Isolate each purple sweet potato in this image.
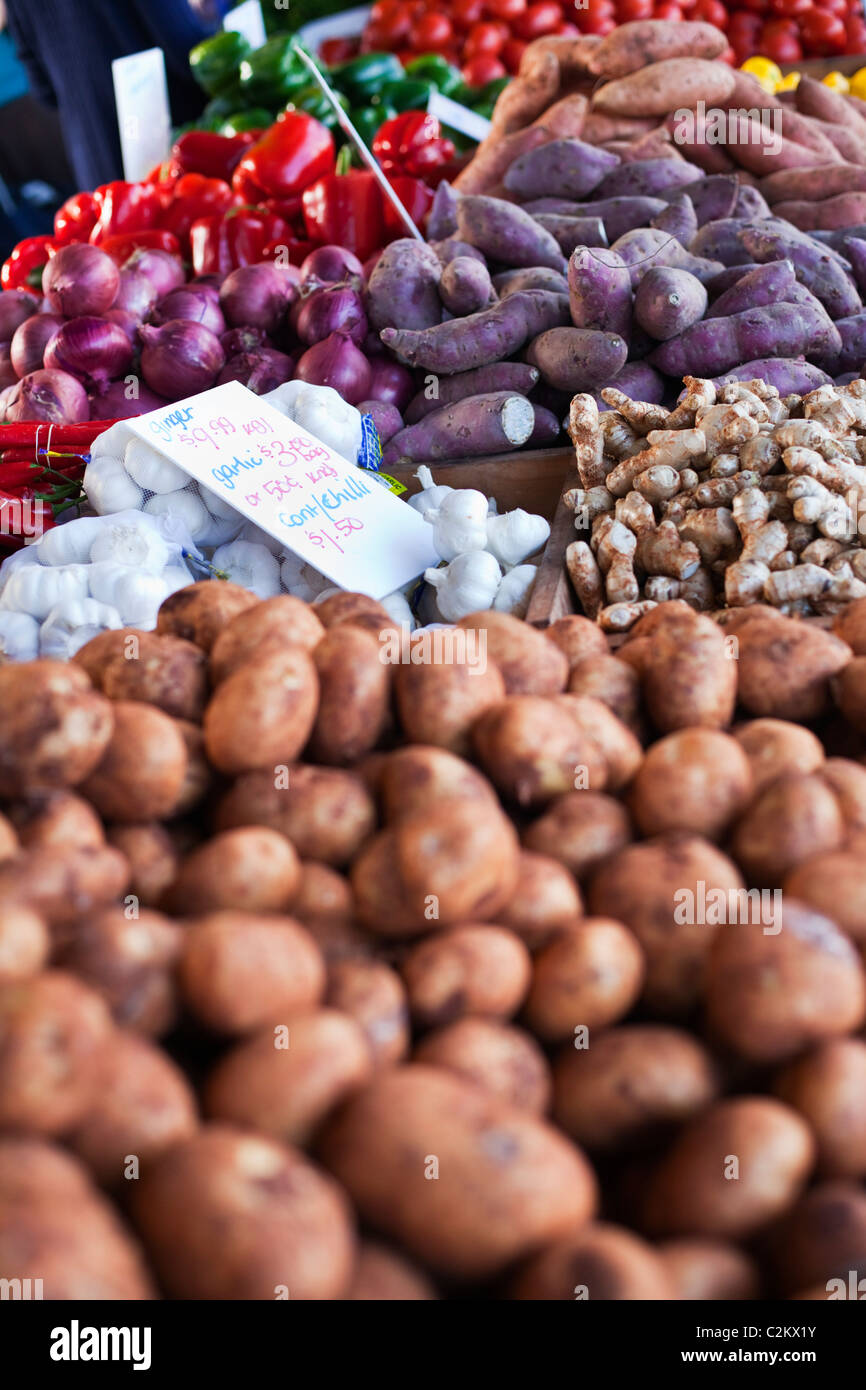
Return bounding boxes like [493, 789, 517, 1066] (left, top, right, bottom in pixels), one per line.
[706, 264, 762, 299]
[634, 266, 708, 341]
[526, 326, 628, 392]
[689, 218, 755, 267]
[521, 198, 586, 214]
[593, 361, 665, 408]
[663, 176, 739, 226]
[843, 237, 866, 297]
[381, 290, 570, 373]
[381, 391, 536, 466]
[439, 257, 496, 317]
[430, 239, 486, 268]
[777, 281, 842, 364]
[568, 246, 632, 337]
[575, 197, 667, 243]
[650, 196, 698, 248]
[611, 227, 723, 286]
[811, 225, 866, 254]
[527, 404, 561, 447]
[830, 313, 866, 373]
[706, 260, 797, 319]
[403, 362, 540, 425]
[739, 224, 862, 319]
[366, 239, 442, 333]
[711, 358, 833, 393]
[427, 182, 459, 241]
[494, 267, 569, 298]
[595, 157, 704, 201]
[649, 301, 837, 378]
[733, 185, 771, 219]
[503, 140, 620, 201]
[534, 215, 608, 255]
[358, 401, 403, 445]
[456, 196, 566, 272]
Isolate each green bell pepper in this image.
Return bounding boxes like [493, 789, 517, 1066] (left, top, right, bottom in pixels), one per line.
[219, 109, 275, 136]
[403, 55, 463, 96]
[329, 52, 404, 103]
[189, 31, 251, 97]
[285, 83, 349, 132]
[239, 35, 310, 106]
[348, 101, 398, 152]
[200, 93, 245, 130]
[379, 77, 436, 112]
[471, 76, 510, 110]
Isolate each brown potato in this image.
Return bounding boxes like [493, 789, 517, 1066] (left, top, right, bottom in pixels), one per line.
[0, 971, 113, 1134]
[658, 1240, 760, 1300]
[56, 906, 183, 1037]
[833, 655, 866, 734]
[498, 849, 583, 949]
[131, 1125, 355, 1299]
[560, 694, 643, 790]
[163, 826, 301, 915]
[553, 1024, 718, 1151]
[773, 1039, 866, 1179]
[156, 580, 257, 651]
[523, 791, 632, 880]
[216, 764, 376, 867]
[642, 1097, 815, 1239]
[326, 959, 410, 1066]
[0, 1137, 155, 1298]
[7, 789, 104, 850]
[472, 696, 607, 806]
[732, 718, 824, 795]
[309, 625, 391, 766]
[344, 1242, 437, 1300]
[0, 812, 17, 860]
[567, 654, 642, 729]
[628, 729, 752, 840]
[209, 594, 325, 683]
[315, 591, 393, 635]
[414, 1018, 551, 1113]
[394, 647, 506, 755]
[0, 843, 129, 929]
[624, 606, 736, 732]
[401, 924, 532, 1027]
[98, 631, 208, 721]
[171, 719, 213, 816]
[762, 1182, 866, 1296]
[79, 700, 188, 822]
[706, 900, 866, 1064]
[203, 645, 319, 775]
[546, 614, 609, 670]
[524, 918, 644, 1043]
[457, 610, 569, 695]
[106, 823, 179, 908]
[67, 1030, 198, 1186]
[0, 660, 113, 794]
[784, 850, 866, 944]
[293, 863, 374, 964]
[318, 1065, 597, 1279]
[178, 911, 325, 1034]
[376, 744, 498, 822]
[821, 757, 866, 836]
[731, 772, 845, 886]
[73, 626, 145, 683]
[588, 835, 744, 1013]
[204, 1009, 373, 1145]
[832, 595, 866, 654]
[351, 796, 520, 936]
[0, 903, 49, 983]
[735, 613, 851, 722]
[510, 1223, 676, 1300]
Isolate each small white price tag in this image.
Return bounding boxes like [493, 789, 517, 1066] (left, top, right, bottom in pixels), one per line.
[125, 381, 439, 599]
[223, 0, 267, 49]
[297, 5, 372, 48]
[428, 92, 492, 142]
[112, 49, 172, 183]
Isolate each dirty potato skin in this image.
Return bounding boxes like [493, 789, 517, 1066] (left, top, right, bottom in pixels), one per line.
[545, 614, 609, 670]
[394, 651, 506, 756]
[0, 660, 114, 795]
[131, 1125, 355, 1299]
[401, 924, 532, 1028]
[79, 701, 188, 823]
[0, 903, 50, 983]
[163, 826, 301, 915]
[309, 626, 392, 766]
[783, 850, 866, 944]
[96, 632, 209, 722]
[761, 1181, 866, 1296]
[498, 848, 583, 949]
[622, 605, 736, 732]
[203, 646, 319, 776]
[523, 791, 633, 880]
[155, 581, 258, 651]
[376, 745, 499, 821]
[510, 1223, 677, 1300]
[731, 718, 824, 795]
[472, 695, 608, 806]
[326, 959, 410, 1066]
[458, 610, 569, 695]
[414, 1017, 552, 1113]
[318, 1065, 597, 1280]
[209, 595, 325, 684]
[344, 1241, 437, 1300]
[106, 823, 179, 908]
[657, 1239, 761, 1300]
[215, 765, 376, 868]
[774, 1038, 866, 1179]
[314, 591, 393, 635]
[0, 842, 129, 930]
[7, 789, 105, 850]
[735, 614, 852, 722]
[731, 772, 845, 886]
[628, 729, 752, 840]
[524, 918, 645, 1042]
[56, 906, 183, 1037]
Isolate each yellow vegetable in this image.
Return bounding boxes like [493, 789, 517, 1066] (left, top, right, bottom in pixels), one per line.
[850, 66, 866, 101]
[740, 56, 782, 95]
[822, 71, 850, 94]
[776, 72, 801, 93]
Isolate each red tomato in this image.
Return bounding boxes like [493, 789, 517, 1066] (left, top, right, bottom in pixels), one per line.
[845, 25, 866, 52]
[555, 20, 582, 33]
[585, 0, 616, 15]
[319, 37, 359, 64]
[727, 6, 762, 27]
[485, 0, 527, 16]
[653, 1, 684, 17]
[502, 37, 528, 70]
[799, 7, 848, 49]
[692, 0, 729, 26]
[816, 0, 848, 14]
[451, 0, 484, 25]
[735, 0, 769, 11]
[461, 54, 508, 83]
[769, 0, 812, 13]
[761, 14, 798, 32]
[514, 2, 564, 39]
[761, 20, 805, 58]
[718, 43, 737, 61]
[616, 0, 655, 18]
[465, 18, 509, 54]
[411, 12, 454, 46]
[580, 12, 617, 29]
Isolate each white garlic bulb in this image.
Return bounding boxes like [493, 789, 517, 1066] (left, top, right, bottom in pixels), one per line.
[485, 509, 550, 569]
[429, 489, 490, 562]
[493, 563, 537, 616]
[123, 438, 189, 494]
[0, 611, 40, 661]
[407, 465, 454, 520]
[39, 598, 123, 660]
[424, 551, 502, 622]
[89, 521, 170, 574]
[211, 540, 281, 598]
[84, 455, 144, 514]
[36, 516, 105, 566]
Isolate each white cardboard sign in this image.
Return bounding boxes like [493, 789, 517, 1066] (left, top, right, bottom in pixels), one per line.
[124, 381, 439, 600]
[112, 49, 172, 183]
[223, 1, 267, 49]
[428, 92, 492, 142]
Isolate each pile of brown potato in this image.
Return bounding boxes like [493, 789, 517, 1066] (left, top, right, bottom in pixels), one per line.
[1, 585, 866, 1300]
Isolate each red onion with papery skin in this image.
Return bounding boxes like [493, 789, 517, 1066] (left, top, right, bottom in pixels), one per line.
[42, 244, 119, 317]
[366, 356, 415, 411]
[0, 290, 39, 340]
[123, 247, 185, 299]
[0, 343, 17, 389]
[104, 309, 140, 344]
[112, 269, 157, 321]
[296, 284, 367, 347]
[90, 378, 167, 420]
[152, 287, 225, 337]
[5, 368, 89, 423]
[10, 313, 64, 378]
[300, 245, 363, 290]
[44, 316, 134, 390]
[221, 325, 270, 357]
[217, 348, 293, 394]
[219, 263, 294, 336]
[191, 273, 222, 296]
[357, 399, 404, 446]
[295, 332, 372, 406]
[138, 320, 225, 401]
[0, 383, 17, 420]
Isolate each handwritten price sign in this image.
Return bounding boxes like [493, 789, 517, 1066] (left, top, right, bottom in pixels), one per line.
[125, 381, 439, 598]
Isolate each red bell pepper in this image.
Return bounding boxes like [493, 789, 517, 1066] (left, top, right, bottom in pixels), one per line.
[1, 235, 58, 291]
[383, 176, 435, 238]
[261, 236, 319, 267]
[189, 207, 291, 277]
[98, 229, 182, 264]
[232, 111, 335, 202]
[53, 192, 99, 245]
[171, 130, 257, 183]
[160, 174, 241, 247]
[89, 182, 163, 245]
[302, 167, 384, 264]
[373, 113, 456, 180]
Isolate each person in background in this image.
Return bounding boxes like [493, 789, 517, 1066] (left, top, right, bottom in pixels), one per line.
[3, 0, 230, 190]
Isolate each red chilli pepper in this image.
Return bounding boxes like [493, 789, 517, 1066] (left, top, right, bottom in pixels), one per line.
[53, 192, 99, 245]
[302, 168, 384, 264]
[1, 235, 58, 290]
[372, 113, 456, 180]
[89, 182, 163, 244]
[232, 111, 335, 202]
[383, 176, 435, 238]
[160, 173, 241, 247]
[98, 229, 181, 263]
[171, 130, 257, 183]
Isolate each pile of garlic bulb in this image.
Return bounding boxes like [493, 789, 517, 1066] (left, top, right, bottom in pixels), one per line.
[0, 511, 195, 661]
[411, 468, 550, 621]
